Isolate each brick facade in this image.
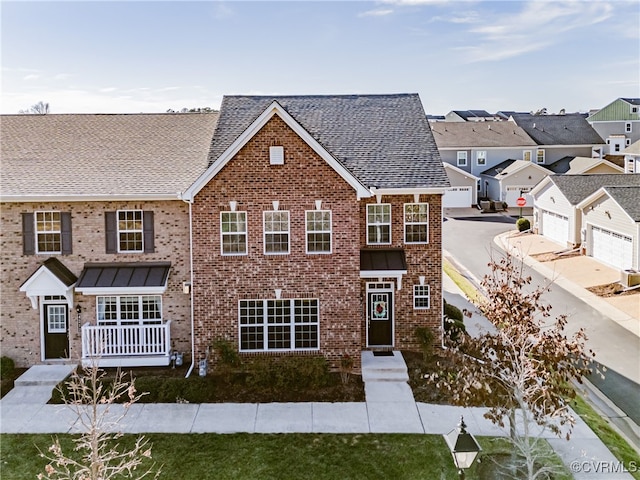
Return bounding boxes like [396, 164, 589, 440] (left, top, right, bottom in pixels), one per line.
[0, 200, 192, 367]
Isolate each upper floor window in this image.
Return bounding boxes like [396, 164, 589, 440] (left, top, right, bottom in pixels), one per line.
[523, 150, 532, 162]
[404, 203, 429, 244]
[631, 106, 638, 114]
[22, 211, 72, 255]
[221, 211, 247, 255]
[626, 122, 632, 133]
[615, 144, 621, 152]
[476, 151, 487, 166]
[264, 210, 290, 254]
[97, 295, 162, 326]
[456, 151, 467, 167]
[105, 211, 154, 254]
[536, 149, 545, 164]
[367, 204, 391, 245]
[306, 210, 332, 254]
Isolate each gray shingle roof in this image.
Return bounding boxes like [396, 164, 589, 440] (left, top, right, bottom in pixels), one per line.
[208, 94, 448, 189]
[603, 186, 640, 221]
[451, 110, 493, 120]
[510, 113, 604, 146]
[621, 98, 640, 106]
[549, 174, 640, 205]
[1, 113, 219, 199]
[430, 121, 537, 148]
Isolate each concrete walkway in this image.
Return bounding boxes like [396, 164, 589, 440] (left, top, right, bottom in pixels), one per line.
[1, 359, 635, 478]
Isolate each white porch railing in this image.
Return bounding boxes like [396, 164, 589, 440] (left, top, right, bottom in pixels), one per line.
[81, 320, 171, 367]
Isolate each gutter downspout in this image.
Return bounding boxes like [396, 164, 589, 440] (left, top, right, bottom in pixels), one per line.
[180, 193, 196, 378]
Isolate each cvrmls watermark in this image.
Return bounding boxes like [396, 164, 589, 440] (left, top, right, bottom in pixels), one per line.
[570, 460, 638, 474]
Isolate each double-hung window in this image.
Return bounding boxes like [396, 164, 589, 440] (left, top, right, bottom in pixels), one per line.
[306, 210, 332, 253]
[626, 122, 632, 133]
[523, 150, 532, 162]
[367, 204, 391, 245]
[118, 210, 143, 252]
[239, 298, 319, 351]
[476, 151, 487, 166]
[35, 211, 62, 253]
[536, 149, 545, 164]
[413, 285, 430, 309]
[404, 203, 429, 243]
[456, 151, 467, 167]
[96, 295, 162, 325]
[264, 210, 290, 254]
[221, 211, 247, 255]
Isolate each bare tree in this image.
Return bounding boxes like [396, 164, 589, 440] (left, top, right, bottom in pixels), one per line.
[430, 251, 599, 479]
[38, 361, 160, 480]
[20, 101, 50, 114]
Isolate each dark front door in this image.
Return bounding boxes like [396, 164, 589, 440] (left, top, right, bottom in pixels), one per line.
[44, 304, 69, 359]
[368, 291, 393, 346]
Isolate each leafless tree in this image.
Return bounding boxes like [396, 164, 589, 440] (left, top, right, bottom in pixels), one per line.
[20, 101, 50, 114]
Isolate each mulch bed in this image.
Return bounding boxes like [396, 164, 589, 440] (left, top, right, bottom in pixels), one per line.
[587, 282, 640, 298]
[531, 251, 582, 262]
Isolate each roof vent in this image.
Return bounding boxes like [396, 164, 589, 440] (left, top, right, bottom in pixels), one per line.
[488, 125, 491, 130]
[533, 123, 536, 129]
[269, 146, 284, 165]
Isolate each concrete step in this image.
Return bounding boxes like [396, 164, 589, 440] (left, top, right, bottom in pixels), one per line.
[14, 364, 76, 387]
[361, 351, 409, 382]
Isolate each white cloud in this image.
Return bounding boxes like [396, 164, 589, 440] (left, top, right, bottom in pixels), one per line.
[359, 8, 394, 17]
[23, 74, 40, 81]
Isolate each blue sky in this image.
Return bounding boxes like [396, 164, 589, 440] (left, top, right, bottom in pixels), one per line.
[2, 1, 638, 115]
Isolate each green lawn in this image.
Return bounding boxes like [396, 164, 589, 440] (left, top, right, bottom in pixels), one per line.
[1, 433, 571, 480]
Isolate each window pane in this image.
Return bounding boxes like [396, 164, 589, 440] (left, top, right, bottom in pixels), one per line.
[367, 204, 391, 244]
[268, 325, 291, 349]
[264, 211, 289, 253]
[142, 296, 162, 323]
[35, 211, 62, 253]
[241, 326, 264, 350]
[405, 203, 428, 243]
[118, 210, 143, 252]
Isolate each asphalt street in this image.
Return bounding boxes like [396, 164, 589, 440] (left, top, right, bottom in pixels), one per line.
[442, 211, 640, 430]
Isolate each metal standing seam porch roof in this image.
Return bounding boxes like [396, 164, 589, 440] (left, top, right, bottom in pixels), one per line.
[75, 262, 171, 294]
[360, 249, 408, 290]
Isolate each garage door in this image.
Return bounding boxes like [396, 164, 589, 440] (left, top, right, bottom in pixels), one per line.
[541, 210, 569, 245]
[443, 186, 472, 208]
[505, 186, 532, 207]
[591, 226, 633, 270]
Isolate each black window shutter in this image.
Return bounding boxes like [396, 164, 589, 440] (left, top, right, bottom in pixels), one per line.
[61, 212, 72, 255]
[22, 213, 35, 255]
[105, 211, 117, 254]
[143, 211, 155, 253]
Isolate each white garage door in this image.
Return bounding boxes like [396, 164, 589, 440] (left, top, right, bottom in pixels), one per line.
[443, 186, 472, 208]
[591, 226, 633, 270]
[505, 186, 532, 207]
[541, 210, 569, 245]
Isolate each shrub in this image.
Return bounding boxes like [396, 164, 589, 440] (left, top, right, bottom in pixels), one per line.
[245, 356, 330, 390]
[444, 302, 463, 322]
[212, 338, 241, 368]
[414, 327, 435, 362]
[0, 356, 15, 379]
[516, 217, 531, 232]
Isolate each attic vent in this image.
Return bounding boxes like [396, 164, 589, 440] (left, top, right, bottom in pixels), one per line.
[488, 125, 491, 130]
[269, 146, 284, 165]
[495, 168, 504, 173]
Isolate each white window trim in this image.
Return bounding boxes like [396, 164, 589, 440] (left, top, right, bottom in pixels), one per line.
[117, 209, 144, 253]
[220, 211, 248, 256]
[238, 298, 320, 352]
[536, 149, 545, 164]
[456, 151, 467, 167]
[523, 150, 532, 162]
[35, 210, 62, 254]
[96, 295, 163, 326]
[366, 204, 392, 245]
[476, 151, 487, 166]
[305, 210, 332, 254]
[46, 304, 67, 333]
[404, 203, 429, 244]
[625, 122, 632, 133]
[413, 285, 430, 310]
[263, 210, 290, 255]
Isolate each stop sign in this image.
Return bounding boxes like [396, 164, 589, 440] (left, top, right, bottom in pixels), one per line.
[516, 197, 527, 207]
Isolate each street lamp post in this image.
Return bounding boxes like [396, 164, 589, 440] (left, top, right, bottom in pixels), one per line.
[443, 416, 482, 479]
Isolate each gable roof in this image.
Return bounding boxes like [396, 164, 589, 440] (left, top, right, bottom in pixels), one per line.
[480, 159, 551, 178]
[198, 94, 448, 193]
[623, 140, 640, 156]
[430, 121, 536, 148]
[510, 113, 604, 146]
[546, 156, 623, 174]
[447, 110, 494, 121]
[538, 173, 640, 205]
[443, 163, 480, 181]
[577, 186, 640, 223]
[0, 113, 219, 201]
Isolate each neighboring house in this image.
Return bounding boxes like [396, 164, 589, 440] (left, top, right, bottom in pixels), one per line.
[0, 113, 220, 368]
[509, 113, 605, 164]
[587, 98, 640, 154]
[530, 174, 640, 251]
[430, 121, 538, 180]
[180, 94, 449, 366]
[442, 164, 479, 207]
[444, 110, 499, 122]
[622, 140, 640, 173]
[577, 186, 640, 271]
[546, 156, 624, 175]
[480, 160, 551, 207]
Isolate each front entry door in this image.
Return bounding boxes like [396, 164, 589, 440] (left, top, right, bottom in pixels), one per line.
[367, 291, 393, 346]
[44, 304, 69, 359]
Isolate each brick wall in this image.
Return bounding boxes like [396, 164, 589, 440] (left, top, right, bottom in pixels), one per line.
[0, 200, 192, 367]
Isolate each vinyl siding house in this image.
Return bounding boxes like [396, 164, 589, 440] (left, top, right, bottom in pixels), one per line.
[622, 140, 640, 174]
[546, 156, 624, 175]
[180, 94, 449, 368]
[530, 174, 640, 251]
[480, 160, 551, 207]
[1, 113, 219, 368]
[509, 113, 606, 164]
[587, 98, 640, 154]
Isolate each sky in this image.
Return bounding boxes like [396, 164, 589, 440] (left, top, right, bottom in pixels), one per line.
[1, 0, 639, 116]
